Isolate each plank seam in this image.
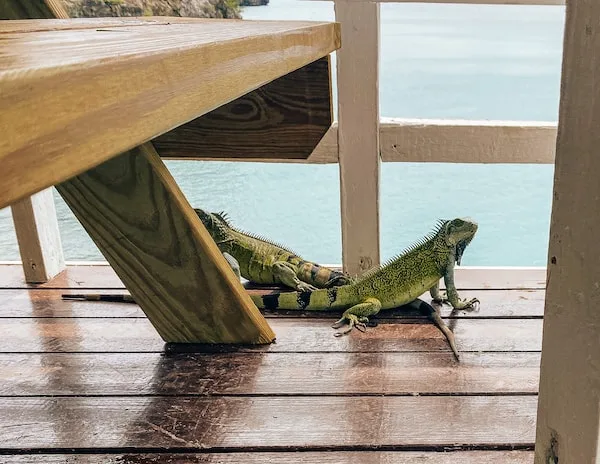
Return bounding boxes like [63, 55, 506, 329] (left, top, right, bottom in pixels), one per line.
[0, 392, 539, 398]
[0, 444, 536, 455]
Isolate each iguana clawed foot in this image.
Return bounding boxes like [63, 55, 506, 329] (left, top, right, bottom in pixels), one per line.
[452, 297, 480, 311]
[331, 298, 382, 337]
[431, 290, 480, 312]
[332, 314, 369, 337]
[296, 282, 318, 292]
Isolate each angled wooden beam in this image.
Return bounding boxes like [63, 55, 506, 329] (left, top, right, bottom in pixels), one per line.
[534, 0, 600, 461]
[153, 57, 333, 161]
[4, 0, 68, 284]
[55, 143, 275, 344]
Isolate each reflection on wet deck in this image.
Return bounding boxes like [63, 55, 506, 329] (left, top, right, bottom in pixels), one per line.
[0, 265, 539, 463]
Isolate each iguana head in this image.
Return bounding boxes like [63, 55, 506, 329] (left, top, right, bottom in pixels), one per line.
[439, 218, 478, 265]
[194, 208, 232, 242]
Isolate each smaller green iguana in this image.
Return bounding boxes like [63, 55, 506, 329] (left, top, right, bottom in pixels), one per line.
[250, 218, 480, 359]
[192, 208, 352, 291]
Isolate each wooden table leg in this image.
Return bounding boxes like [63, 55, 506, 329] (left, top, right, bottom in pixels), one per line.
[56, 142, 275, 344]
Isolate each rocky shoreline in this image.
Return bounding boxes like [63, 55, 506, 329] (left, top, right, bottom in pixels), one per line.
[61, 0, 248, 20]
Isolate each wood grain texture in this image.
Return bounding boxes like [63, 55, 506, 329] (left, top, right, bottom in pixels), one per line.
[336, 1, 381, 276]
[0, 288, 545, 318]
[0, 351, 540, 396]
[0, 16, 191, 33]
[153, 57, 333, 161]
[0, 17, 341, 208]
[0, 396, 538, 449]
[0, 451, 537, 464]
[55, 144, 274, 344]
[0, 0, 68, 20]
[0, 318, 543, 353]
[10, 190, 65, 283]
[534, 0, 600, 462]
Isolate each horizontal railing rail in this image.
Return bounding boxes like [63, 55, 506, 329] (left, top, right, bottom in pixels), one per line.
[191, 118, 557, 164]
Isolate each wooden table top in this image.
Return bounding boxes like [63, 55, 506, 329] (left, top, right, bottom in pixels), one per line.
[0, 17, 340, 209]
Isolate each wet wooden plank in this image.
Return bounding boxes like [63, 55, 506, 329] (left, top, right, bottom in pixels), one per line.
[0, 352, 540, 396]
[153, 57, 333, 161]
[0, 318, 543, 353]
[0, 263, 547, 290]
[0, 288, 544, 319]
[4, 451, 536, 463]
[0, 396, 537, 449]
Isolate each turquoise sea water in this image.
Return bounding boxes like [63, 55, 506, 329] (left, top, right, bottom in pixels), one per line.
[0, 2, 565, 266]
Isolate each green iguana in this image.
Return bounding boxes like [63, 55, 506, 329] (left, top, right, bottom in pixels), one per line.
[251, 218, 480, 359]
[192, 208, 352, 291]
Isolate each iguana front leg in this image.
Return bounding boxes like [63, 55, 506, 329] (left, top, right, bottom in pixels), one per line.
[443, 264, 479, 311]
[272, 261, 318, 292]
[430, 281, 447, 303]
[331, 297, 382, 337]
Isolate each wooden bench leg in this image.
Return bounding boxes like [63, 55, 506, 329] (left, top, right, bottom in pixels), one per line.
[55, 142, 275, 344]
[535, 0, 600, 461]
[11, 190, 65, 283]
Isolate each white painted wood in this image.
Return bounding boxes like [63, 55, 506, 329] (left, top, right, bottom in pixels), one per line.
[535, 0, 600, 461]
[198, 119, 557, 165]
[335, 0, 381, 276]
[379, 118, 557, 164]
[10, 189, 65, 283]
[304, 0, 563, 5]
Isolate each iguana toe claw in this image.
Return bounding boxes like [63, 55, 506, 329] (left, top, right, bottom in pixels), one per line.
[464, 298, 480, 311]
[331, 317, 346, 329]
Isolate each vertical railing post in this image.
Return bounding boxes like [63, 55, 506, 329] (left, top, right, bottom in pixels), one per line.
[335, 0, 381, 276]
[534, 0, 600, 461]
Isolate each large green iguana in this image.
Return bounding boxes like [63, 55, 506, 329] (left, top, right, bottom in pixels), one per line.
[251, 218, 480, 359]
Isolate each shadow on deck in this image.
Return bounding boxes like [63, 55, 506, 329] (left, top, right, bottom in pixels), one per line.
[0, 264, 541, 463]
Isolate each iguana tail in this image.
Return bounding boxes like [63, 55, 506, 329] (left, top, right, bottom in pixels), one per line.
[296, 263, 353, 288]
[251, 286, 352, 311]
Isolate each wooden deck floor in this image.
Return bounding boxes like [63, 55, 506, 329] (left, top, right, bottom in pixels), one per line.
[0, 264, 541, 463]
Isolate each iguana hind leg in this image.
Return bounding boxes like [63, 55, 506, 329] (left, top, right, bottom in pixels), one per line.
[332, 297, 382, 337]
[273, 261, 318, 292]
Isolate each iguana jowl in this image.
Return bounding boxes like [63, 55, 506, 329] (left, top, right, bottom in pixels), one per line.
[251, 218, 480, 359]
